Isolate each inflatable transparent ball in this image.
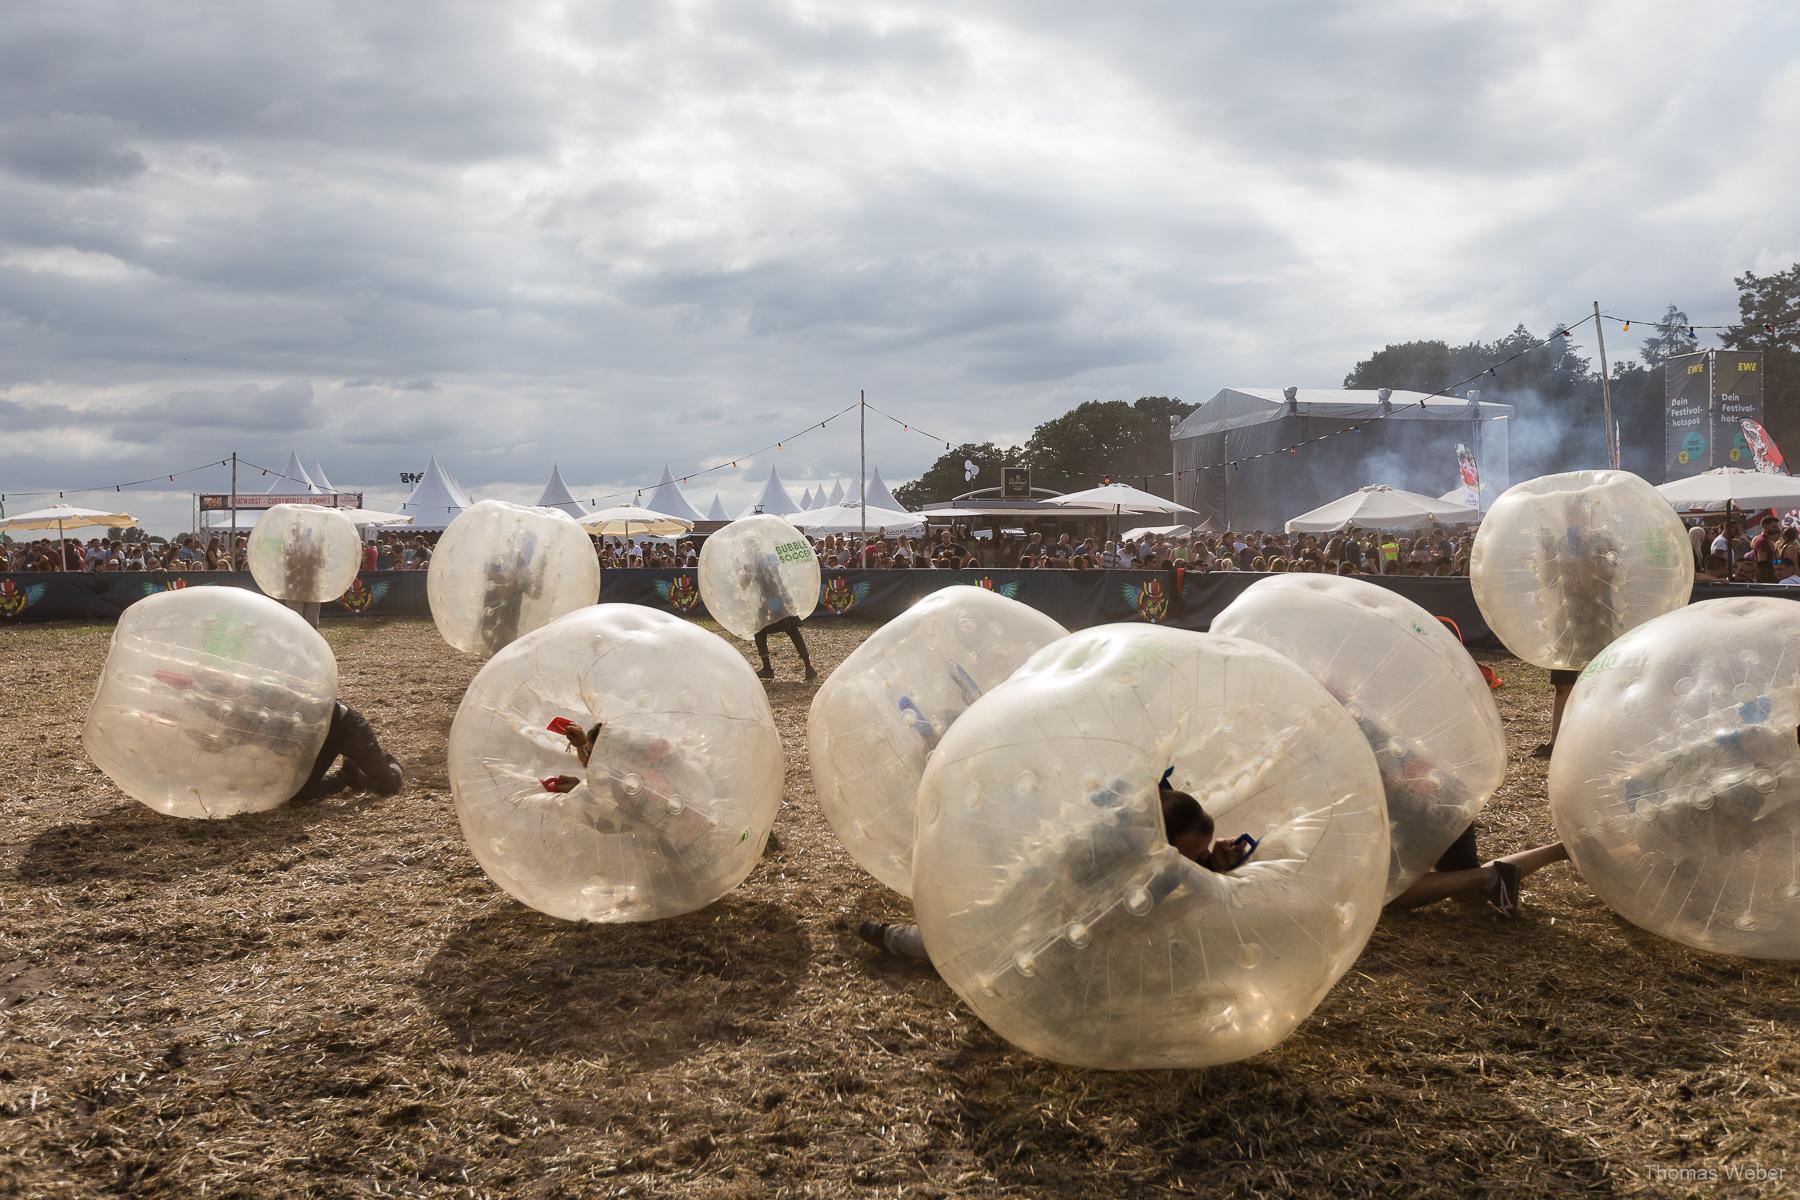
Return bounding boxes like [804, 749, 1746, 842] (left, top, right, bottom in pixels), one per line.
[247, 503, 362, 603]
[809, 586, 1069, 895]
[911, 625, 1390, 1068]
[1213, 574, 1506, 900]
[428, 500, 600, 657]
[1549, 598, 1800, 960]
[697, 514, 820, 641]
[447, 604, 784, 922]
[82, 588, 337, 818]
[1471, 470, 1693, 670]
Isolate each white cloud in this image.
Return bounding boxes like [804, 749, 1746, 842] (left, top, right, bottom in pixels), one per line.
[0, 0, 1796, 531]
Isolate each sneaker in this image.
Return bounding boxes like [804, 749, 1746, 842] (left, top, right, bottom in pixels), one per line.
[756, 663, 775, 680]
[1529, 742, 1554, 759]
[1482, 860, 1522, 919]
[857, 920, 892, 950]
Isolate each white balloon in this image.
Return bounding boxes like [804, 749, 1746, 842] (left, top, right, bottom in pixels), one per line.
[697, 514, 820, 641]
[1213, 573, 1505, 899]
[448, 604, 784, 922]
[1550, 597, 1800, 960]
[1471, 470, 1693, 669]
[912, 625, 1390, 1068]
[247, 504, 362, 603]
[82, 588, 337, 818]
[808, 586, 1068, 894]
[427, 500, 600, 656]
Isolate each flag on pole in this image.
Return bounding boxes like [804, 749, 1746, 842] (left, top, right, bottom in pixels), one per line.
[1740, 418, 1788, 475]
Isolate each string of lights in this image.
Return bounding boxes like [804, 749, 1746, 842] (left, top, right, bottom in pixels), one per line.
[0, 458, 231, 504]
[1600, 312, 1800, 338]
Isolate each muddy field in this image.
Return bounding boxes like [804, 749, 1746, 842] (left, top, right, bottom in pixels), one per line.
[1, 618, 1795, 1199]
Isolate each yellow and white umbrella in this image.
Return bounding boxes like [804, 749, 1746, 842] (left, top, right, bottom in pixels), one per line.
[0, 503, 138, 569]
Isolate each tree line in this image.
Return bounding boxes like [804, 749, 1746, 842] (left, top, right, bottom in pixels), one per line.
[894, 263, 1798, 507]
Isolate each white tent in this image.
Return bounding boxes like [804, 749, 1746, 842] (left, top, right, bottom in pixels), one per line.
[1285, 485, 1478, 533]
[399, 456, 474, 531]
[705, 494, 729, 522]
[863, 467, 905, 512]
[644, 465, 707, 525]
[536, 464, 586, 520]
[1439, 483, 1495, 511]
[791, 502, 925, 536]
[1122, 523, 1193, 542]
[311, 461, 337, 493]
[1656, 467, 1800, 512]
[799, 487, 815, 509]
[825, 480, 846, 507]
[806, 486, 828, 510]
[267, 450, 322, 495]
[737, 467, 803, 517]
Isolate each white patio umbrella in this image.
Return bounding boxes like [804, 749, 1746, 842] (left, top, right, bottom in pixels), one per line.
[335, 507, 414, 527]
[578, 504, 694, 538]
[790, 502, 924, 536]
[1285, 485, 1478, 534]
[0, 503, 138, 569]
[1042, 482, 1195, 517]
[1656, 467, 1800, 512]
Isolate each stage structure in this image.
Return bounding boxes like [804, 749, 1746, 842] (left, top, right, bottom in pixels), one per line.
[1171, 388, 1513, 533]
[1664, 350, 1764, 480]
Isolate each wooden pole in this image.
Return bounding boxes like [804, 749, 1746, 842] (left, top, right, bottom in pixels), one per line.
[1594, 301, 1616, 468]
[859, 389, 867, 547]
[230, 452, 238, 564]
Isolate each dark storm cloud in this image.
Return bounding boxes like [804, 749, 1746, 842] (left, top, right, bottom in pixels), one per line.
[0, 113, 147, 187]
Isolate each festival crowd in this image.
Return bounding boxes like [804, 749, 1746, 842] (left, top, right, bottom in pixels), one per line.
[5, 518, 1791, 583]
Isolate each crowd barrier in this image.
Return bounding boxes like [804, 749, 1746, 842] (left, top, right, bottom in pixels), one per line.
[2, 568, 1792, 643]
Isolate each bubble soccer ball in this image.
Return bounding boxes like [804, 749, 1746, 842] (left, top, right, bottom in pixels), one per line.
[1212, 574, 1506, 900]
[247, 503, 362, 603]
[696, 514, 820, 641]
[428, 500, 600, 657]
[1549, 598, 1800, 960]
[1471, 470, 1693, 670]
[911, 624, 1390, 1068]
[82, 588, 337, 818]
[447, 604, 784, 922]
[808, 586, 1069, 894]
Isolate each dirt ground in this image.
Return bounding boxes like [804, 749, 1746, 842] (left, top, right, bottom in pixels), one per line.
[1, 617, 1795, 1200]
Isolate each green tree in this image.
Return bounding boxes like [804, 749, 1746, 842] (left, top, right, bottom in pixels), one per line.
[1021, 396, 1195, 497]
[1721, 264, 1800, 458]
[891, 442, 1013, 508]
[1640, 303, 1697, 366]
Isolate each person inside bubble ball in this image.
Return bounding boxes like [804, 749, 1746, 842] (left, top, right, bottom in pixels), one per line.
[743, 548, 817, 682]
[857, 773, 1255, 962]
[541, 717, 718, 848]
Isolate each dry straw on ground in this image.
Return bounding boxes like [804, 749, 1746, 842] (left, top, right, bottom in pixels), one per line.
[1, 618, 1795, 1199]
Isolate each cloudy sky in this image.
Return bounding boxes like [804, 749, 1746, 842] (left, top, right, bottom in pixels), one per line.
[3, 0, 1797, 531]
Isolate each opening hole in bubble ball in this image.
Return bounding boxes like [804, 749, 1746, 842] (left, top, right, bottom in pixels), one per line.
[1013, 769, 1037, 797]
[620, 772, 642, 796]
[1125, 886, 1152, 915]
[1674, 676, 1697, 696]
[1066, 922, 1091, 948]
[1236, 943, 1263, 969]
[1013, 950, 1037, 977]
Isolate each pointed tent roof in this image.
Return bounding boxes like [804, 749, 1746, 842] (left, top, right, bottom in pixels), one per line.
[863, 467, 905, 512]
[400, 455, 474, 531]
[644, 465, 706, 524]
[799, 487, 815, 509]
[705, 494, 729, 522]
[737, 467, 802, 517]
[311, 461, 337, 492]
[807, 486, 828, 510]
[267, 450, 320, 495]
[536, 464, 586, 520]
[826, 480, 845, 507]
